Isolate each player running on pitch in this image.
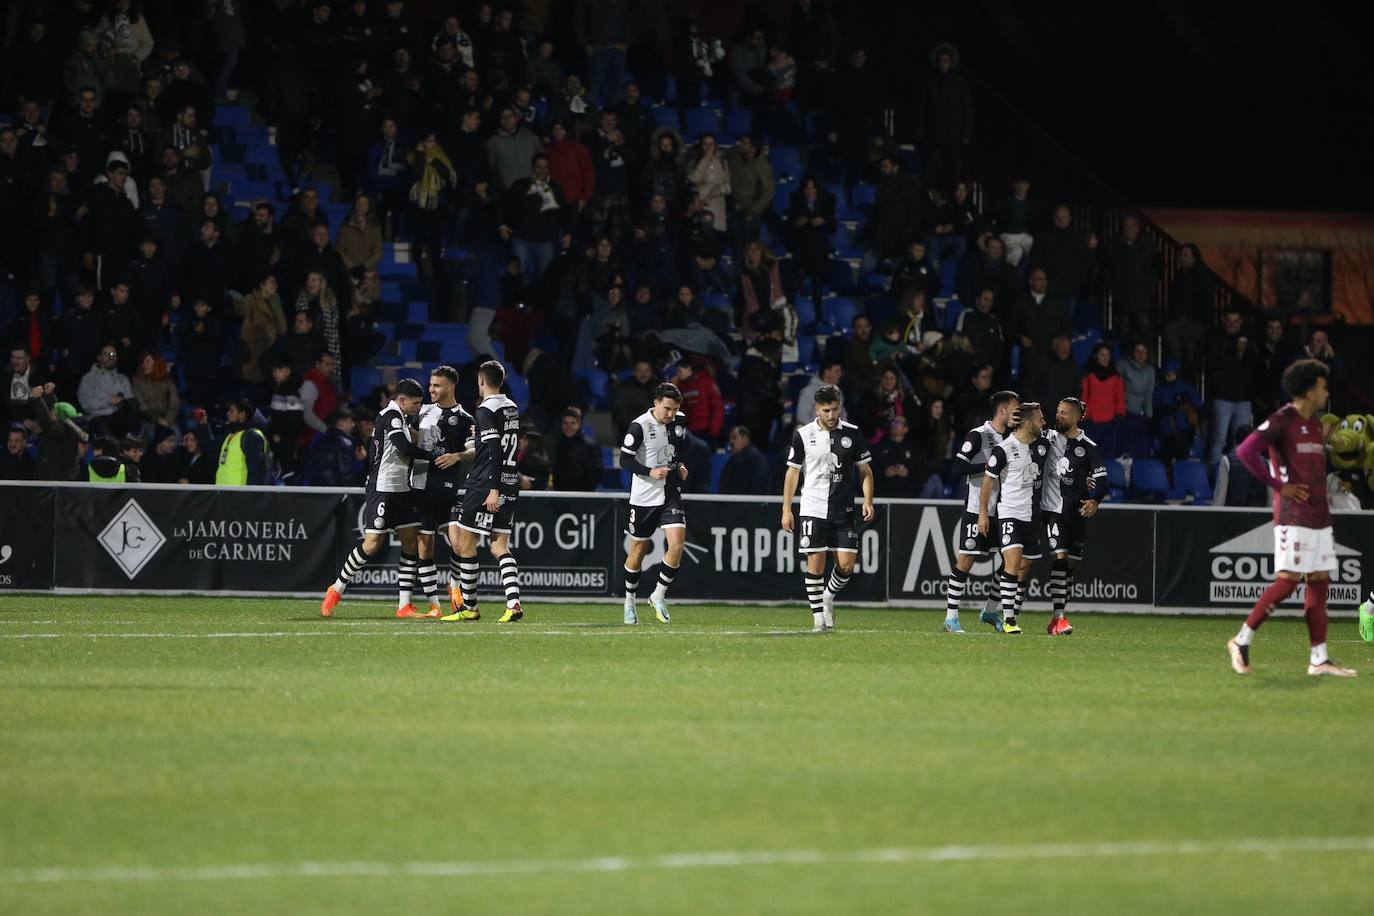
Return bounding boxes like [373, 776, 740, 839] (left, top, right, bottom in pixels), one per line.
[978, 401, 1048, 635]
[781, 385, 875, 632]
[442, 360, 526, 623]
[1038, 397, 1106, 635]
[620, 382, 690, 625]
[410, 366, 475, 618]
[320, 378, 430, 618]
[942, 389, 1020, 633]
[1226, 359, 1355, 676]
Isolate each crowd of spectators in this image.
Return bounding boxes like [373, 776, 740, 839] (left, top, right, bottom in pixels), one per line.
[0, 2, 1358, 501]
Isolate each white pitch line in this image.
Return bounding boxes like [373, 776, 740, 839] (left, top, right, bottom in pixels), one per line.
[0, 628, 897, 640]
[3, 835, 1372, 885]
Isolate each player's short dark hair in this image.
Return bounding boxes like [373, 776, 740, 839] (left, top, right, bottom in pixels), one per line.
[93, 435, 118, 455]
[478, 359, 505, 389]
[120, 434, 143, 452]
[991, 390, 1020, 411]
[1013, 401, 1042, 429]
[814, 384, 842, 407]
[1282, 358, 1328, 398]
[230, 398, 254, 418]
[395, 378, 424, 399]
[1060, 396, 1086, 417]
[430, 365, 458, 385]
[654, 382, 683, 403]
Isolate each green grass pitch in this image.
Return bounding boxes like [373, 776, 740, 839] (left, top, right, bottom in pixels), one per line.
[2, 596, 1372, 915]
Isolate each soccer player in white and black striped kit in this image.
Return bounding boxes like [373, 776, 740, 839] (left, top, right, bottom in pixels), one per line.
[320, 378, 431, 618]
[620, 383, 690, 625]
[942, 390, 1020, 633]
[781, 385, 875, 632]
[411, 366, 475, 617]
[1039, 397, 1106, 635]
[977, 402, 1048, 635]
[443, 360, 526, 623]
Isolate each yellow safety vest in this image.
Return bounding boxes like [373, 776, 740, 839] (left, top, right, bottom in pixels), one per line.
[88, 462, 126, 484]
[217, 429, 266, 486]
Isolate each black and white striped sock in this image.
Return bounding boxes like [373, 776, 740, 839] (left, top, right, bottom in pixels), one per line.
[1051, 559, 1069, 618]
[826, 568, 851, 598]
[333, 545, 372, 594]
[650, 562, 678, 601]
[1015, 579, 1027, 617]
[449, 555, 463, 597]
[1000, 571, 1019, 625]
[499, 554, 521, 607]
[945, 569, 968, 621]
[624, 564, 641, 600]
[417, 561, 439, 604]
[397, 553, 418, 609]
[459, 556, 480, 610]
[804, 574, 825, 615]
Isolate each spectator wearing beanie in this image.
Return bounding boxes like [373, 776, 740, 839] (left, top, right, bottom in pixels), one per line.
[140, 425, 182, 483]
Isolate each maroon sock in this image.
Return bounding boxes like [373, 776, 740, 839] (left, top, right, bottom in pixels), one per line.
[1245, 579, 1298, 630]
[1304, 578, 1330, 646]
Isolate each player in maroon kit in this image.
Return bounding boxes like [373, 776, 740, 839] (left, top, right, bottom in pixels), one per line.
[1226, 359, 1355, 677]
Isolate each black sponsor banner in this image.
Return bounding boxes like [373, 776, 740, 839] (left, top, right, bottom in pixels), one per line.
[341, 493, 617, 598]
[1155, 509, 1373, 609]
[632, 498, 888, 602]
[886, 503, 1154, 608]
[0, 485, 55, 590]
[53, 488, 344, 592]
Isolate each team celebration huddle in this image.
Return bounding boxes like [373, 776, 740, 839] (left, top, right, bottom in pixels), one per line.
[315, 357, 1360, 675]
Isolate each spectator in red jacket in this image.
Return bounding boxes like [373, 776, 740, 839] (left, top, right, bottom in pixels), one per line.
[1080, 342, 1126, 458]
[673, 356, 724, 443]
[544, 119, 595, 212]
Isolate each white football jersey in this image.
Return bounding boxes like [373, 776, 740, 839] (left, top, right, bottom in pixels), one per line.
[986, 434, 1048, 522]
[955, 421, 1005, 514]
[622, 410, 689, 507]
[786, 419, 872, 520]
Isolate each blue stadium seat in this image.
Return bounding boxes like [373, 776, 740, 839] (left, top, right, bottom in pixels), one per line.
[793, 294, 817, 328]
[1074, 299, 1103, 332]
[651, 107, 681, 132]
[574, 368, 611, 407]
[1071, 337, 1095, 367]
[769, 144, 804, 179]
[703, 293, 732, 312]
[1121, 414, 1153, 459]
[683, 107, 723, 140]
[939, 260, 959, 298]
[1106, 459, 1129, 502]
[1130, 458, 1169, 502]
[725, 108, 753, 139]
[830, 259, 856, 292]
[942, 297, 965, 332]
[350, 366, 382, 394]
[851, 184, 877, 214]
[709, 452, 730, 493]
[821, 297, 858, 330]
[662, 75, 677, 103]
[773, 180, 797, 215]
[506, 372, 530, 411]
[1170, 460, 1213, 503]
